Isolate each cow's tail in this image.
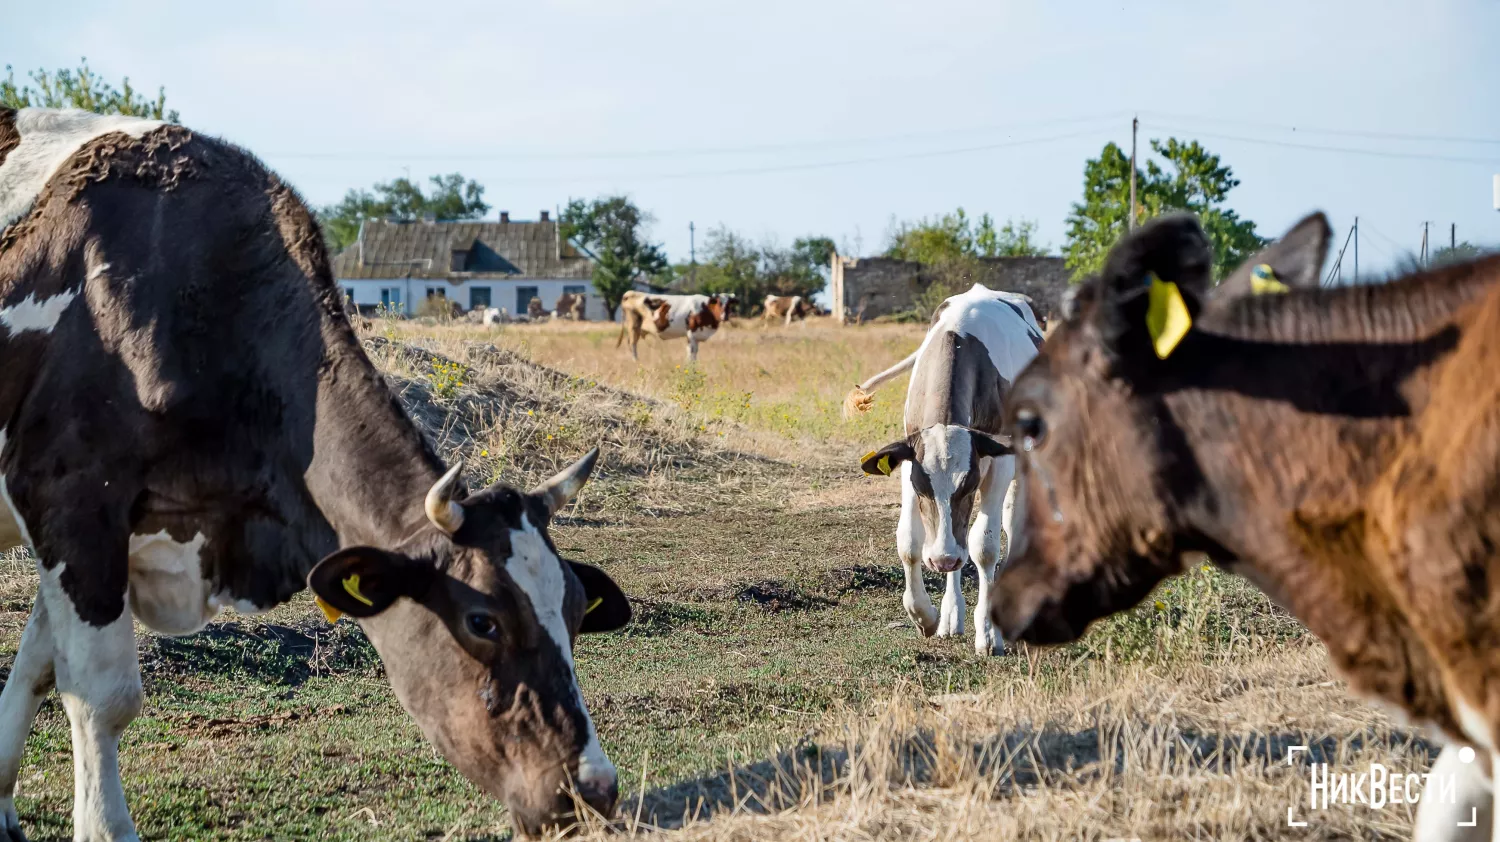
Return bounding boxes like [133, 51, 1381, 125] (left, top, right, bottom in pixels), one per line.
[843, 349, 919, 419]
[615, 322, 626, 347]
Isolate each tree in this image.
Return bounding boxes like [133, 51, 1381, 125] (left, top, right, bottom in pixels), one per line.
[1063, 138, 1265, 282]
[318, 174, 490, 251]
[886, 209, 1047, 263]
[1432, 241, 1489, 267]
[676, 229, 836, 305]
[2, 58, 177, 121]
[560, 195, 668, 320]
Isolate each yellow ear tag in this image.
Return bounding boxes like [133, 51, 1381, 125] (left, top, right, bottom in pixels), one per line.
[1250, 263, 1290, 295]
[315, 596, 344, 623]
[1145, 274, 1192, 360]
[342, 573, 375, 607]
[585, 597, 603, 615]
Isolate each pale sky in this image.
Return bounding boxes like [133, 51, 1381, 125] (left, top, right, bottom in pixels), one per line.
[7, 0, 1499, 276]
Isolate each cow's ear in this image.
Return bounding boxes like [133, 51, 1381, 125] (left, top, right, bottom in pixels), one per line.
[972, 432, 1014, 459]
[309, 548, 434, 620]
[1215, 212, 1330, 300]
[1093, 213, 1213, 362]
[570, 561, 631, 633]
[861, 440, 915, 476]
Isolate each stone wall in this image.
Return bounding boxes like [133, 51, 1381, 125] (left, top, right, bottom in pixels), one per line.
[831, 254, 1073, 324]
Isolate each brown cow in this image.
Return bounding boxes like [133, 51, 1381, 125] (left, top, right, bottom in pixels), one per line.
[615, 291, 725, 362]
[554, 292, 587, 321]
[762, 294, 816, 326]
[988, 211, 1500, 840]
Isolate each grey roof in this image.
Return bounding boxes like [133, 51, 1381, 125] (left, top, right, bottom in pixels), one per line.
[331, 218, 592, 282]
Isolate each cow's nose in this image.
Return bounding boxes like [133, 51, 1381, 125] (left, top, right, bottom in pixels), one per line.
[576, 774, 618, 819]
[924, 555, 965, 573]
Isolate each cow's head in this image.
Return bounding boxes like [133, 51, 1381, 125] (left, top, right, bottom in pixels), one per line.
[863, 427, 1013, 572]
[307, 448, 630, 836]
[989, 213, 1329, 645]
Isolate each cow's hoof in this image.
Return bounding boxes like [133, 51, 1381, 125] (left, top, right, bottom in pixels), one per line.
[908, 612, 939, 638]
[935, 613, 964, 638]
[974, 636, 1007, 657]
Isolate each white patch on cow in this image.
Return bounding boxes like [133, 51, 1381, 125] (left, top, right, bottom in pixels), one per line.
[915, 425, 971, 569]
[0, 290, 79, 335]
[87, 262, 110, 281]
[36, 563, 143, 841]
[126, 530, 221, 636]
[896, 462, 939, 637]
[1455, 696, 1496, 752]
[507, 515, 618, 792]
[1413, 743, 1494, 842]
[0, 108, 163, 231]
[0, 429, 31, 551]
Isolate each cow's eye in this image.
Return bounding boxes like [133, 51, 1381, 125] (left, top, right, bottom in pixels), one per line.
[466, 613, 499, 640]
[1015, 408, 1046, 448]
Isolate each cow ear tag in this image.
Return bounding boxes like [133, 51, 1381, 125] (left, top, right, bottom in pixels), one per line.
[1145, 273, 1191, 360]
[860, 450, 893, 476]
[1250, 263, 1290, 295]
[315, 597, 343, 623]
[342, 573, 375, 607]
[585, 597, 604, 615]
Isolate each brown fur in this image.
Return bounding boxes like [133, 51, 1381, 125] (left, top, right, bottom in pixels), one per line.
[0, 109, 18, 170]
[685, 300, 722, 333]
[553, 292, 586, 320]
[991, 213, 1500, 746]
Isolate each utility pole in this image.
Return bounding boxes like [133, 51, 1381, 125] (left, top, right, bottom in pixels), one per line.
[1421, 222, 1429, 265]
[1452, 223, 1457, 250]
[1128, 116, 1138, 233]
[1354, 216, 1359, 284]
[689, 221, 697, 288]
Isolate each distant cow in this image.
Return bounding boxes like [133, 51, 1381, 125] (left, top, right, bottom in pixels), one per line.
[527, 296, 546, 321]
[850, 284, 1043, 655]
[616, 291, 727, 362]
[763, 294, 817, 326]
[481, 307, 505, 326]
[0, 107, 631, 839]
[554, 292, 587, 321]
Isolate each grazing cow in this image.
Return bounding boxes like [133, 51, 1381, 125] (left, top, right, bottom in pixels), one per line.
[615, 290, 726, 362]
[762, 294, 816, 326]
[849, 284, 1043, 655]
[985, 212, 1500, 841]
[554, 292, 587, 321]
[0, 108, 631, 840]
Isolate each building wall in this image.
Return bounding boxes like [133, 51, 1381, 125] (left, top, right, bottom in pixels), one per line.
[338, 278, 616, 320]
[830, 255, 1073, 324]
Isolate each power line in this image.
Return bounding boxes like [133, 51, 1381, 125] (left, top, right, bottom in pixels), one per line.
[1139, 110, 1500, 148]
[1146, 123, 1499, 165]
[452, 126, 1117, 185]
[265, 112, 1130, 163]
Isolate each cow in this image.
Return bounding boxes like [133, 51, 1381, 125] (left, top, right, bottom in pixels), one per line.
[526, 296, 547, 321]
[480, 306, 505, 326]
[615, 290, 726, 362]
[984, 211, 1500, 841]
[554, 292, 586, 321]
[762, 294, 817, 326]
[0, 107, 632, 840]
[848, 284, 1043, 655]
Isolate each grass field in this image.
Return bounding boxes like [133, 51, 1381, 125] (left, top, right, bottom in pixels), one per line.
[0, 316, 1436, 840]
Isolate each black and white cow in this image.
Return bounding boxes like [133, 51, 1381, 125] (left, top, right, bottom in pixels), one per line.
[0, 108, 631, 840]
[849, 284, 1042, 655]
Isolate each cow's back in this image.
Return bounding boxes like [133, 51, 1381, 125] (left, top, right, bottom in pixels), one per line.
[904, 287, 1041, 433]
[0, 107, 341, 612]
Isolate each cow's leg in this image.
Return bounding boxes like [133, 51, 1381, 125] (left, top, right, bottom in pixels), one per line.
[686, 337, 699, 363]
[1413, 744, 1491, 842]
[968, 456, 1013, 656]
[36, 562, 142, 842]
[898, 465, 938, 637]
[0, 595, 57, 842]
[936, 569, 964, 638]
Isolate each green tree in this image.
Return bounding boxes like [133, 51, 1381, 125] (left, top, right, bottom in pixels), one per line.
[984, 218, 1049, 258]
[560, 195, 668, 320]
[678, 229, 836, 305]
[1063, 138, 1265, 282]
[1432, 241, 1489, 267]
[887, 209, 1047, 262]
[318, 174, 490, 251]
[2, 58, 177, 121]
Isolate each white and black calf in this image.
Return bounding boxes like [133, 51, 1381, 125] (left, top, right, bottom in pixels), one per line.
[854, 285, 1042, 655]
[0, 108, 631, 841]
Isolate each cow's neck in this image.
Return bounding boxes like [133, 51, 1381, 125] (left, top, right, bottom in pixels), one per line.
[306, 325, 447, 549]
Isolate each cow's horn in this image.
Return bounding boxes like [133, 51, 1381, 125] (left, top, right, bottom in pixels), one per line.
[425, 462, 466, 534]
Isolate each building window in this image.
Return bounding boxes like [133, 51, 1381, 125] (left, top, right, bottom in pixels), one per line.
[563, 285, 587, 296]
[427, 287, 447, 299]
[379, 287, 403, 311]
[470, 287, 492, 309]
[450, 250, 469, 272]
[516, 286, 539, 313]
